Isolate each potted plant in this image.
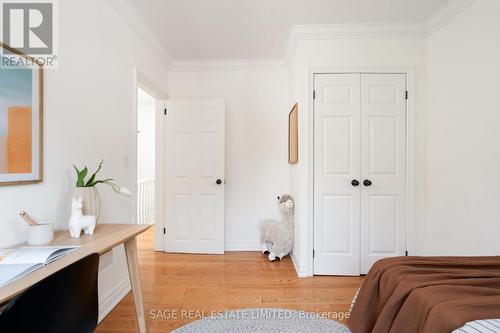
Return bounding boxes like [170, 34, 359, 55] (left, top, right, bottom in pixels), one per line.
[73, 160, 131, 222]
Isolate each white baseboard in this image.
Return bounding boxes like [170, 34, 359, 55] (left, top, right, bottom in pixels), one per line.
[290, 251, 310, 278]
[98, 276, 131, 323]
[290, 251, 301, 277]
[225, 242, 262, 251]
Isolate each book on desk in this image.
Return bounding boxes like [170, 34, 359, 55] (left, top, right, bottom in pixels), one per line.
[0, 246, 79, 288]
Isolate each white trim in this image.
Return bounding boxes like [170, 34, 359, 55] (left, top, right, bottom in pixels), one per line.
[284, 22, 426, 64]
[109, 0, 475, 67]
[405, 68, 417, 257]
[98, 276, 131, 323]
[304, 66, 417, 277]
[291, 251, 299, 276]
[224, 242, 262, 251]
[107, 0, 172, 69]
[284, 1, 477, 64]
[290, 251, 308, 278]
[154, 99, 166, 252]
[133, 68, 169, 252]
[426, 0, 477, 35]
[170, 60, 288, 72]
[136, 69, 168, 100]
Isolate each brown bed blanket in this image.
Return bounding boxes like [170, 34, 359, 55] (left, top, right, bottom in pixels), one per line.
[348, 256, 500, 333]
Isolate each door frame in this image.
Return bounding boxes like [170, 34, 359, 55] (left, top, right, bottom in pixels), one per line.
[305, 66, 417, 277]
[133, 67, 168, 251]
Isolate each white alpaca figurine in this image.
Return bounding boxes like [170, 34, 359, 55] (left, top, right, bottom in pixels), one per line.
[261, 194, 294, 261]
[68, 197, 96, 238]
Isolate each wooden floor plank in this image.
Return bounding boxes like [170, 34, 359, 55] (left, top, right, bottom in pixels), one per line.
[96, 228, 362, 332]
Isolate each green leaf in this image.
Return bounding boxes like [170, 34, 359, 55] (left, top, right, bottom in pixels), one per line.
[74, 165, 84, 187]
[77, 166, 88, 187]
[87, 178, 113, 187]
[73, 165, 80, 176]
[81, 166, 88, 179]
[85, 159, 104, 187]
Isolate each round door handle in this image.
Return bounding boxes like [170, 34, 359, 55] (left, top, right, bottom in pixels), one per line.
[351, 180, 360, 187]
[363, 179, 372, 186]
[216, 179, 223, 185]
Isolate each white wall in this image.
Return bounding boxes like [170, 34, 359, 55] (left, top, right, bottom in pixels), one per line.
[0, 0, 169, 320]
[425, 0, 500, 255]
[137, 88, 156, 180]
[169, 67, 290, 249]
[289, 37, 427, 276]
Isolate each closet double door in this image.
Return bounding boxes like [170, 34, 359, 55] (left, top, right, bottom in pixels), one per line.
[313, 73, 407, 276]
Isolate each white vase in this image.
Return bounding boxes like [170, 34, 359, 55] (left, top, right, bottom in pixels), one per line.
[73, 186, 101, 222]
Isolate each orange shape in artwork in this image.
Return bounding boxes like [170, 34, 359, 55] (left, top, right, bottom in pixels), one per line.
[7, 106, 32, 173]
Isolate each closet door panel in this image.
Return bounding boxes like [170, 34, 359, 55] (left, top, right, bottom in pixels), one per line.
[360, 74, 407, 274]
[313, 74, 361, 276]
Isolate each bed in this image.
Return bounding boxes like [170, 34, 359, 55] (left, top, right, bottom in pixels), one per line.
[347, 256, 500, 333]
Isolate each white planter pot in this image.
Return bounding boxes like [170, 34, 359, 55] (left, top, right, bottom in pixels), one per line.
[73, 186, 101, 222]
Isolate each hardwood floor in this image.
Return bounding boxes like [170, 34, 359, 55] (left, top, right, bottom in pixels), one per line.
[96, 228, 363, 332]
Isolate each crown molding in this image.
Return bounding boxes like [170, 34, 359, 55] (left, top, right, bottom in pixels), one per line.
[108, 0, 476, 70]
[284, 0, 477, 64]
[284, 22, 427, 64]
[426, 0, 476, 35]
[107, 0, 172, 69]
[170, 59, 288, 72]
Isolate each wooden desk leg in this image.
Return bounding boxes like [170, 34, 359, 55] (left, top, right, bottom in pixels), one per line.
[125, 237, 147, 333]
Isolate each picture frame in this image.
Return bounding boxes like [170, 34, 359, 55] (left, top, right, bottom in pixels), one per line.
[288, 103, 298, 164]
[0, 43, 44, 186]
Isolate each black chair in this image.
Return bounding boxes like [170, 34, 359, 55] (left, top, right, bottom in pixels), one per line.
[0, 253, 100, 333]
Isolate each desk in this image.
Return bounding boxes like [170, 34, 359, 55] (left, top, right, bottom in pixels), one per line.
[0, 223, 151, 333]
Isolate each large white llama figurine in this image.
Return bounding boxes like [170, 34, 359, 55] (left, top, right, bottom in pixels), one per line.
[261, 194, 294, 261]
[69, 197, 96, 238]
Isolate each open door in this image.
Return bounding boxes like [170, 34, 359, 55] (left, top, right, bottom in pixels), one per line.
[161, 99, 225, 254]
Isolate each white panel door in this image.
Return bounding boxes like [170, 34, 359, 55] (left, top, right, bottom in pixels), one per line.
[313, 74, 361, 276]
[360, 74, 406, 273]
[163, 99, 225, 254]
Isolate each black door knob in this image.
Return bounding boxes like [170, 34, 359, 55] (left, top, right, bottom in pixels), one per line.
[351, 180, 360, 187]
[216, 179, 223, 185]
[363, 179, 372, 186]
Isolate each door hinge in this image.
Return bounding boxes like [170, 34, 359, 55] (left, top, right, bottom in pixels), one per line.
[313, 249, 315, 258]
[163, 227, 166, 234]
[405, 91, 408, 100]
[164, 108, 167, 115]
[405, 250, 408, 256]
[313, 90, 316, 100]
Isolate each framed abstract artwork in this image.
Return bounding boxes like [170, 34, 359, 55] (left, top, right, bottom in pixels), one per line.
[288, 103, 298, 164]
[0, 43, 44, 185]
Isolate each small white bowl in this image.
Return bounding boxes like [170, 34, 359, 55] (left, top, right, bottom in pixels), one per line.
[28, 223, 54, 246]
